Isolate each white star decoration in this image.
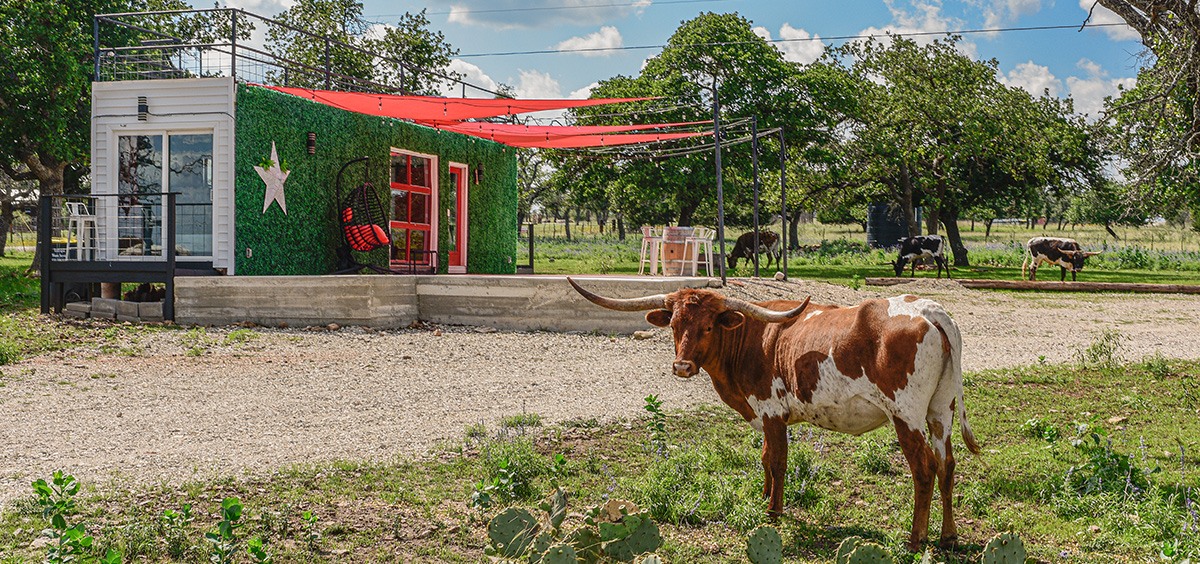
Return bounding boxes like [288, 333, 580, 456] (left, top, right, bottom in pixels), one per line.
[254, 141, 291, 214]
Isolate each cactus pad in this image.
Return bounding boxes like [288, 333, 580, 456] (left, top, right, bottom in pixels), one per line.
[637, 554, 664, 564]
[488, 507, 539, 558]
[980, 532, 1026, 564]
[530, 530, 554, 564]
[834, 536, 866, 564]
[845, 542, 893, 564]
[540, 488, 568, 532]
[566, 526, 602, 564]
[746, 525, 783, 564]
[540, 543, 578, 564]
[602, 511, 661, 562]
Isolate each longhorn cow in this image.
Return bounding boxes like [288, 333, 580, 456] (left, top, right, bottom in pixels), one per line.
[567, 278, 981, 551]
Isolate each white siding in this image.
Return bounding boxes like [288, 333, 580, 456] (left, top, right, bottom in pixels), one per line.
[92, 78, 237, 273]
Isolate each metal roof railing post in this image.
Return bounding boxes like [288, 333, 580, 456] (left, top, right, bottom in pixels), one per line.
[230, 9, 237, 81]
[713, 75, 727, 285]
[751, 115, 761, 278]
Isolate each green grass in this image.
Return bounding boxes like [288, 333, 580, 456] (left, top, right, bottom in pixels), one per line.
[3, 357, 1198, 563]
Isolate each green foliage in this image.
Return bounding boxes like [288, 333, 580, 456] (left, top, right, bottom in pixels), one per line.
[853, 436, 892, 475]
[1076, 329, 1127, 371]
[204, 497, 245, 564]
[745, 525, 782, 564]
[1064, 424, 1159, 498]
[643, 394, 668, 457]
[843, 542, 893, 563]
[223, 329, 258, 345]
[33, 472, 122, 564]
[500, 412, 543, 429]
[300, 509, 320, 549]
[1020, 418, 1061, 442]
[833, 536, 866, 564]
[980, 532, 1027, 564]
[598, 510, 661, 562]
[235, 84, 516, 276]
[160, 504, 194, 559]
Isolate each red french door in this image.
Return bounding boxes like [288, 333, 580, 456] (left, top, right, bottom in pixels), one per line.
[447, 163, 468, 272]
[389, 152, 434, 270]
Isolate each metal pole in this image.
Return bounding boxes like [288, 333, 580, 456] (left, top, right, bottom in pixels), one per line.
[39, 196, 51, 314]
[165, 193, 176, 321]
[713, 76, 727, 285]
[93, 17, 100, 81]
[779, 128, 788, 281]
[324, 38, 331, 89]
[751, 116, 761, 278]
[230, 10, 237, 81]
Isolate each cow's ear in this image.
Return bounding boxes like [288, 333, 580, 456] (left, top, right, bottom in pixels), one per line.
[646, 309, 672, 327]
[716, 310, 745, 330]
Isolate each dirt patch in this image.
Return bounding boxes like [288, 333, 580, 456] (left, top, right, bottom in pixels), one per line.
[2, 279, 1199, 504]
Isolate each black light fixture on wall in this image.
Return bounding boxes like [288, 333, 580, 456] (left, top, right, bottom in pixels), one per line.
[474, 164, 484, 184]
[137, 96, 148, 121]
[306, 132, 316, 154]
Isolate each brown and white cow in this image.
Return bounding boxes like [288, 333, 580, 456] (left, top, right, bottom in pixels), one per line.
[1022, 236, 1100, 281]
[567, 279, 981, 551]
[728, 231, 781, 270]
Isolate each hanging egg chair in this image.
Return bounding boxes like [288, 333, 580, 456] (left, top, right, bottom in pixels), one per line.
[332, 156, 396, 274]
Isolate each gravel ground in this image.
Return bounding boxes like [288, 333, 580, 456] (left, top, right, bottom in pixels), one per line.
[3, 277, 1200, 505]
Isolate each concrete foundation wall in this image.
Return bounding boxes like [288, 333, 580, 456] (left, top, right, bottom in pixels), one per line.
[175, 275, 716, 332]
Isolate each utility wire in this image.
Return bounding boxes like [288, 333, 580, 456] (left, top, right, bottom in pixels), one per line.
[365, 0, 736, 19]
[455, 21, 1130, 58]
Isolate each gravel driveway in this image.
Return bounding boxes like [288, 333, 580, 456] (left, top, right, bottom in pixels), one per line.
[3, 278, 1199, 504]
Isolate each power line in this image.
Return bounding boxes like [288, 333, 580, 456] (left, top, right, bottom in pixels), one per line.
[455, 21, 1131, 58]
[365, 0, 736, 19]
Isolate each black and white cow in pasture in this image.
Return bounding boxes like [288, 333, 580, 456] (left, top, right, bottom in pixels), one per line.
[1022, 236, 1100, 281]
[892, 235, 951, 278]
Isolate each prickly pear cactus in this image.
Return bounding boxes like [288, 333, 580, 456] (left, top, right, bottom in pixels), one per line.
[845, 542, 894, 564]
[529, 530, 555, 564]
[540, 543, 578, 564]
[745, 525, 783, 564]
[565, 526, 602, 564]
[487, 507, 539, 558]
[834, 536, 866, 564]
[919, 548, 945, 564]
[637, 554, 664, 564]
[980, 532, 1026, 564]
[602, 511, 661, 562]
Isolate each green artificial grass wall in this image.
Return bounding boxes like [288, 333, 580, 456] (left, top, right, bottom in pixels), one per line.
[234, 84, 517, 275]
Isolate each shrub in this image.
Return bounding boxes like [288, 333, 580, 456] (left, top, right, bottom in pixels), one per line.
[853, 436, 893, 475]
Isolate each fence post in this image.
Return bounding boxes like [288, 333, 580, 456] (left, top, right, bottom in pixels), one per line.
[324, 38, 331, 89]
[230, 9, 237, 81]
[39, 196, 52, 314]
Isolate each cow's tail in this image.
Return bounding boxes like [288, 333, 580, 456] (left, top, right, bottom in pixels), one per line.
[927, 306, 982, 458]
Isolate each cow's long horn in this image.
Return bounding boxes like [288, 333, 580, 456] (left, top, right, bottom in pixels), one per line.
[567, 277, 668, 311]
[723, 295, 811, 323]
[1084, 251, 1102, 256]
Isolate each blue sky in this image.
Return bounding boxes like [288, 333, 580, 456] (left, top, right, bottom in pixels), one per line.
[223, 0, 1147, 118]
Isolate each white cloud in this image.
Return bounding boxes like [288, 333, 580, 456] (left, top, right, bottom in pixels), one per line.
[568, 82, 600, 100]
[513, 69, 563, 99]
[1066, 58, 1137, 117]
[856, 0, 977, 56]
[554, 26, 623, 57]
[447, 0, 649, 30]
[982, 0, 1044, 29]
[1078, 0, 1141, 41]
[753, 24, 826, 65]
[438, 59, 500, 97]
[1000, 61, 1063, 98]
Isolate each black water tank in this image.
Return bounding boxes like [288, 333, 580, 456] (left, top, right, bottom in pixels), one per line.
[866, 202, 912, 249]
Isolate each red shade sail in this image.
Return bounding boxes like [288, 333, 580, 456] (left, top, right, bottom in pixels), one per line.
[260, 85, 654, 124]
[438, 120, 711, 137]
[501, 131, 711, 149]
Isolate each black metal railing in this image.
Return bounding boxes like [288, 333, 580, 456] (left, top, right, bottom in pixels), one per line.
[93, 8, 506, 98]
[39, 193, 195, 319]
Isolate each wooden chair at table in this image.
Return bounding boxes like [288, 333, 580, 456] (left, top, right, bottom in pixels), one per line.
[638, 226, 664, 275]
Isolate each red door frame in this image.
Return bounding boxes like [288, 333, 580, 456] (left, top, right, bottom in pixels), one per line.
[447, 162, 468, 273]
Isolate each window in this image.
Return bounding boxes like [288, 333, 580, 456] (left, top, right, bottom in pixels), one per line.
[389, 152, 434, 267]
[115, 133, 212, 257]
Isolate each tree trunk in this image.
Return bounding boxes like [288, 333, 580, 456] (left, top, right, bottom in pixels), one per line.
[677, 202, 698, 228]
[563, 210, 571, 241]
[941, 205, 969, 267]
[616, 213, 625, 242]
[899, 163, 919, 236]
[985, 218, 994, 238]
[0, 199, 12, 258]
[21, 155, 66, 274]
[788, 211, 801, 250]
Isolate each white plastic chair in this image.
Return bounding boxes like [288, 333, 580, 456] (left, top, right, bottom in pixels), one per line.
[687, 227, 716, 276]
[64, 201, 96, 260]
[638, 226, 663, 275]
